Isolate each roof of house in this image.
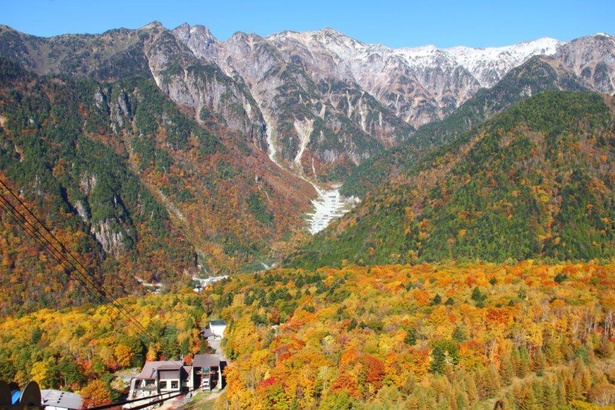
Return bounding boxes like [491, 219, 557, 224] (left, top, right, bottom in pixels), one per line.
[192, 354, 222, 369]
[41, 390, 83, 410]
[158, 369, 181, 380]
[201, 328, 215, 338]
[136, 361, 184, 380]
[209, 319, 226, 327]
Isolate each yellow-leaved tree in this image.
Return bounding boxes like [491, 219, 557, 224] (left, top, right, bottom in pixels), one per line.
[80, 379, 112, 408]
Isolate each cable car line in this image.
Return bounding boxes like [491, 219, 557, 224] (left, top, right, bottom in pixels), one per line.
[87, 386, 199, 410]
[0, 193, 106, 301]
[0, 191, 152, 342]
[0, 195, 106, 306]
[0, 179, 207, 409]
[0, 178, 155, 343]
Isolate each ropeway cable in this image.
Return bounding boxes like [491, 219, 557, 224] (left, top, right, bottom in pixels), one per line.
[0, 179, 154, 342]
[87, 386, 201, 410]
[0, 182, 150, 339]
[0, 178, 156, 343]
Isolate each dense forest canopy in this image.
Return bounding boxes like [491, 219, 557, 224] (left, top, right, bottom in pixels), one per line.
[1, 262, 612, 408]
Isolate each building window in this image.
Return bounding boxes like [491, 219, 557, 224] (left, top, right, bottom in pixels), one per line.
[171, 381, 178, 389]
[159, 381, 167, 390]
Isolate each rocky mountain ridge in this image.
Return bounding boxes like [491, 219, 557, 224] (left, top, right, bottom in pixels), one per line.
[0, 23, 614, 246]
[266, 29, 560, 126]
[170, 25, 615, 180]
[2, 24, 612, 185]
[340, 54, 590, 198]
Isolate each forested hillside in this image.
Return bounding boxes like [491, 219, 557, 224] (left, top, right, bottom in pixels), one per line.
[213, 262, 615, 409]
[1, 262, 613, 408]
[0, 57, 311, 315]
[290, 91, 615, 268]
[0, 57, 195, 314]
[0, 291, 206, 407]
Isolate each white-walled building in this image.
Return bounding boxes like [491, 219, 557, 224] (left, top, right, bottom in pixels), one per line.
[208, 320, 226, 339]
[125, 361, 190, 408]
[192, 354, 227, 391]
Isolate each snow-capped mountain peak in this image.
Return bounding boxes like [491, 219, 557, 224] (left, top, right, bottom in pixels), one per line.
[445, 37, 561, 87]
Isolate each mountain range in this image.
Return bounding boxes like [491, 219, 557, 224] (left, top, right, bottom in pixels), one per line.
[0, 23, 614, 312]
[2, 24, 613, 181]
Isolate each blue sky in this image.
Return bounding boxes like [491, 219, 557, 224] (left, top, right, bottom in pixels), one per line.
[3, 0, 614, 48]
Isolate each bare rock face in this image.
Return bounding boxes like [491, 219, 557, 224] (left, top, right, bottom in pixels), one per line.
[387, 46, 479, 126]
[171, 23, 219, 61]
[143, 28, 269, 150]
[556, 34, 615, 95]
[266, 29, 441, 129]
[91, 219, 127, 257]
[262, 30, 561, 128]
[199, 29, 414, 178]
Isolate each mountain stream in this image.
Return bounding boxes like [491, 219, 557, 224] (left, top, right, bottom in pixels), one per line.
[263, 116, 358, 234]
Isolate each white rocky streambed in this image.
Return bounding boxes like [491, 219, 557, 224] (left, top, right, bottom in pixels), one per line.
[263, 115, 359, 234]
[305, 184, 359, 235]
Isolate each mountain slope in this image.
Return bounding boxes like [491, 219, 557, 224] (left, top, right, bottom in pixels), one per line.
[556, 33, 615, 95]
[341, 55, 589, 198]
[0, 57, 314, 315]
[0, 23, 613, 261]
[0, 24, 415, 183]
[177, 26, 414, 181]
[0, 24, 151, 80]
[0, 58, 194, 314]
[288, 91, 615, 268]
[267, 29, 560, 127]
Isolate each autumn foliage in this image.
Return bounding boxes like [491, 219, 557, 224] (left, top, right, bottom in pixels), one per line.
[0, 292, 207, 397]
[211, 262, 615, 408]
[0, 262, 613, 408]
